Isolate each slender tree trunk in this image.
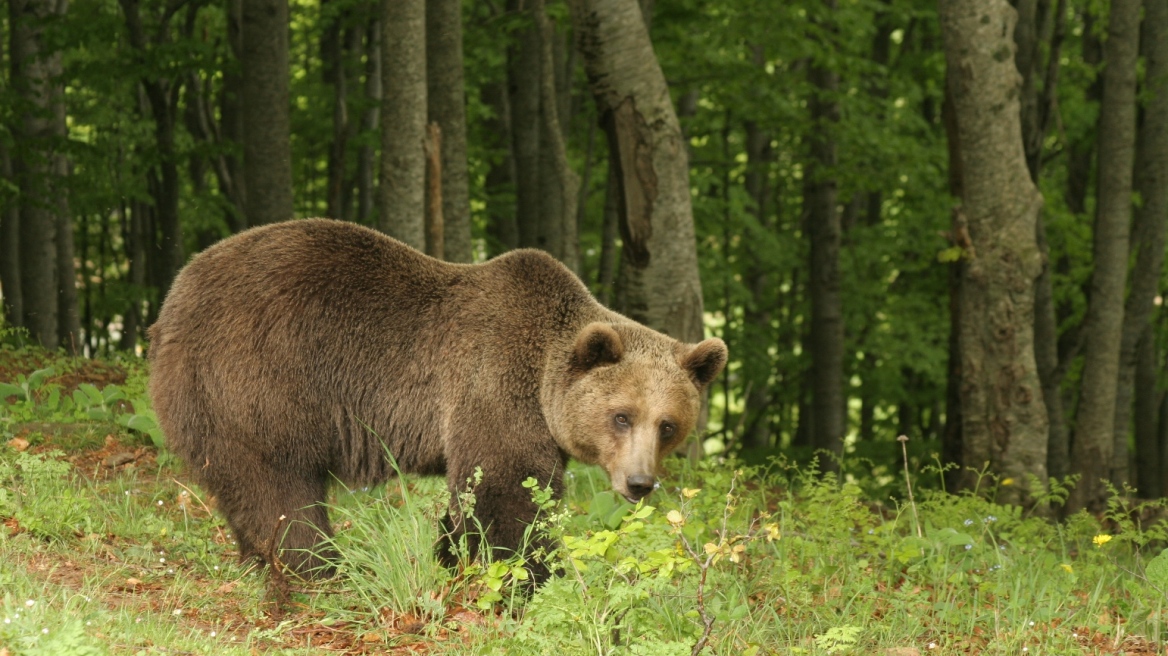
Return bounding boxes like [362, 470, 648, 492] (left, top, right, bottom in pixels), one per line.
[1067, 0, 1142, 513]
[536, 0, 581, 273]
[572, 0, 705, 343]
[55, 159, 78, 353]
[119, 202, 145, 351]
[222, 0, 246, 231]
[356, 17, 380, 226]
[241, 0, 294, 226]
[0, 143, 21, 328]
[509, 0, 542, 250]
[121, 0, 184, 301]
[939, 0, 1048, 506]
[10, 0, 68, 349]
[597, 165, 619, 306]
[482, 79, 517, 255]
[1017, 0, 1069, 481]
[423, 123, 444, 259]
[322, 0, 348, 220]
[426, 0, 472, 262]
[379, 0, 426, 249]
[1115, 0, 1168, 492]
[807, 5, 845, 467]
[1134, 325, 1161, 496]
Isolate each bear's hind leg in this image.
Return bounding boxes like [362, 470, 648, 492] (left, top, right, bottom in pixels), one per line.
[207, 463, 337, 580]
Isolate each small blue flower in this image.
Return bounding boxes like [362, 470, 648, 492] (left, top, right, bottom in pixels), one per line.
[964, 544, 973, 550]
[868, 529, 874, 535]
[985, 515, 997, 523]
[964, 519, 974, 526]
[999, 544, 1006, 550]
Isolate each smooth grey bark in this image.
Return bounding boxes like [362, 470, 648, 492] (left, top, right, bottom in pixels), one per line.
[379, 0, 426, 250]
[426, 0, 472, 262]
[10, 0, 67, 349]
[1125, 0, 1168, 495]
[536, 0, 581, 273]
[571, 0, 706, 344]
[1068, 0, 1141, 513]
[939, 0, 1048, 506]
[356, 18, 380, 225]
[509, 0, 542, 250]
[0, 143, 21, 327]
[241, 0, 294, 226]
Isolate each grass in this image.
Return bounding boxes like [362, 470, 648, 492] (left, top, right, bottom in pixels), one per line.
[1, 347, 1167, 655]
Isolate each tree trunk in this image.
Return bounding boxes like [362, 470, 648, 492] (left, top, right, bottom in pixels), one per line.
[426, 0, 472, 262]
[1115, 0, 1168, 493]
[55, 158, 79, 354]
[1134, 325, 1161, 496]
[322, 0, 348, 221]
[597, 165, 619, 306]
[241, 0, 294, 226]
[572, 0, 705, 344]
[119, 202, 146, 352]
[0, 143, 21, 328]
[807, 6, 845, 467]
[939, 0, 1048, 506]
[10, 0, 69, 349]
[536, 0, 581, 273]
[356, 18, 380, 226]
[379, 0, 426, 249]
[222, 0, 246, 231]
[423, 123, 444, 259]
[1067, 0, 1141, 513]
[509, 0, 542, 250]
[1160, 390, 1168, 497]
[482, 79, 517, 255]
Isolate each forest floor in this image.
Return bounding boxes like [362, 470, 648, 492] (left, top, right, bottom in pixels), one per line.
[1, 347, 1167, 655]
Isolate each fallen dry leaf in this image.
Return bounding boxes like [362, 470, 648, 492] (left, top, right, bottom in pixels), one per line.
[7, 437, 29, 452]
[216, 581, 237, 594]
[884, 649, 921, 656]
[125, 577, 142, 587]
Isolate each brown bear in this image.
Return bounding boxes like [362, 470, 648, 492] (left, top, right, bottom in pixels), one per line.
[148, 219, 727, 580]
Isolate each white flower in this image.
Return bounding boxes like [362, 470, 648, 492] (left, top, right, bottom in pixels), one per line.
[24, 600, 35, 608]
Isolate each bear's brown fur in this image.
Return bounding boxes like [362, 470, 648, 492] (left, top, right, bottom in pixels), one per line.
[148, 219, 727, 580]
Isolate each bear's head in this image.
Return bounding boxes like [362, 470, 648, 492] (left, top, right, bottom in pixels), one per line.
[544, 322, 728, 503]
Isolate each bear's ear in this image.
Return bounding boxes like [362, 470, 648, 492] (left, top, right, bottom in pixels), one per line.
[571, 323, 624, 372]
[681, 338, 728, 388]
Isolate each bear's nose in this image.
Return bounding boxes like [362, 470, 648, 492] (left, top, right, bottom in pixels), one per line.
[626, 474, 656, 500]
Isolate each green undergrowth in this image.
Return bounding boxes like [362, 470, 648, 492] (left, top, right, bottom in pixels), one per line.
[2, 350, 1167, 654]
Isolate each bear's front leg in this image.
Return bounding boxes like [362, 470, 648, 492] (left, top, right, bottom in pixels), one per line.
[439, 437, 565, 585]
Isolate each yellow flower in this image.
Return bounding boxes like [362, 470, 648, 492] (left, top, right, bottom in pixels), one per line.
[681, 488, 701, 499]
[1093, 534, 1112, 548]
[1060, 563, 1074, 574]
[666, 510, 685, 527]
[1001, 478, 1015, 486]
[764, 523, 780, 542]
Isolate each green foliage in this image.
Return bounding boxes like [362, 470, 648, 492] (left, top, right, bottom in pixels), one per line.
[0, 450, 97, 541]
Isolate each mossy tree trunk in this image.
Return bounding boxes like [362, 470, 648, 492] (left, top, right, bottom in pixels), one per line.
[939, 0, 1048, 507]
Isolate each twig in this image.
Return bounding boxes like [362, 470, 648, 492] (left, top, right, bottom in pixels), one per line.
[898, 435, 922, 538]
[170, 478, 213, 517]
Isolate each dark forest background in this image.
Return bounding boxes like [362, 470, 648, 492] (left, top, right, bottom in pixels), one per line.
[2, 0, 1167, 513]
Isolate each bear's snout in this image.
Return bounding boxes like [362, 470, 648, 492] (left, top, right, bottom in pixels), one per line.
[625, 473, 656, 501]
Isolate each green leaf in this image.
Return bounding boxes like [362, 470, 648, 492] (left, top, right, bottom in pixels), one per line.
[1146, 548, 1168, 589]
[0, 382, 25, 400]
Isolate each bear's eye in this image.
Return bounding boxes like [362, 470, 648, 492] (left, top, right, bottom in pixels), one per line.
[614, 413, 630, 427]
[660, 422, 676, 439]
